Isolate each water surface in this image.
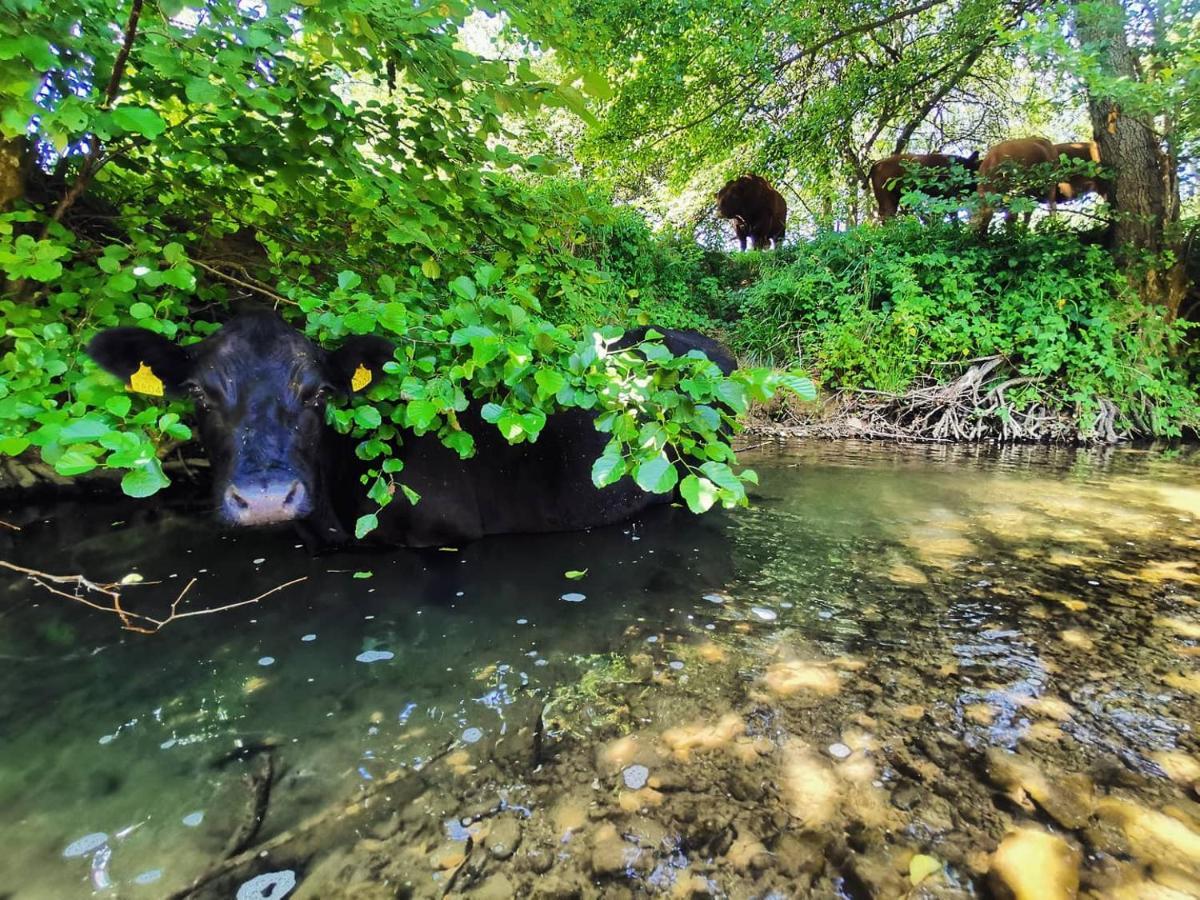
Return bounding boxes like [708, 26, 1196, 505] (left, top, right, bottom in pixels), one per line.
[1, 441, 1198, 898]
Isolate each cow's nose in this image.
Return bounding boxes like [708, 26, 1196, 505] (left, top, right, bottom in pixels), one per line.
[222, 479, 308, 525]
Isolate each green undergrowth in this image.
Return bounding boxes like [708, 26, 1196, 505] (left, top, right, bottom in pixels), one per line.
[727, 220, 1200, 438]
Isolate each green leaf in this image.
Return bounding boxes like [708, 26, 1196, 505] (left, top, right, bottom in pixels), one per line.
[534, 368, 566, 399]
[354, 405, 382, 428]
[337, 270, 362, 291]
[54, 446, 101, 476]
[352, 570, 373, 579]
[564, 568, 588, 580]
[779, 372, 818, 402]
[634, 453, 678, 494]
[406, 399, 438, 430]
[185, 78, 220, 104]
[680, 474, 719, 513]
[0, 437, 31, 456]
[591, 444, 626, 487]
[59, 416, 111, 443]
[121, 458, 170, 497]
[354, 513, 379, 539]
[111, 106, 166, 139]
[449, 275, 477, 300]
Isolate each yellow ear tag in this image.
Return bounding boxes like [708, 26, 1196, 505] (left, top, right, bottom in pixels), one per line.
[350, 363, 372, 392]
[127, 361, 164, 396]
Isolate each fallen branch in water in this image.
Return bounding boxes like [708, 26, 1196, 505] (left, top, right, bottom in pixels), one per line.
[164, 739, 458, 900]
[224, 749, 275, 859]
[0, 560, 305, 633]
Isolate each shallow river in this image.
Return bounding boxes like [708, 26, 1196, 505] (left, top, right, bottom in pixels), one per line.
[1, 440, 1198, 899]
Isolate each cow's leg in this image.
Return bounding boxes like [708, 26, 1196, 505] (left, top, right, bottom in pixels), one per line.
[1047, 182, 1058, 218]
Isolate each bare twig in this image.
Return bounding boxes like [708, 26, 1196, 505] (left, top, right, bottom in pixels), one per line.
[0, 519, 20, 532]
[0, 560, 305, 633]
[186, 257, 298, 307]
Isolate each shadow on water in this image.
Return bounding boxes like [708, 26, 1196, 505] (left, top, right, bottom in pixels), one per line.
[1, 439, 1198, 898]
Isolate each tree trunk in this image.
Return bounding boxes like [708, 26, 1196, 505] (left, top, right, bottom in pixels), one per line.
[1073, 0, 1187, 316]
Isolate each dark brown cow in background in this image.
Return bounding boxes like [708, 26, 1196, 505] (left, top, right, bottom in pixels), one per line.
[1052, 141, 1107, 201]
[976, 137, 1059, 232]
[716, 174, 787, 250]
[868, 151, 980, 220]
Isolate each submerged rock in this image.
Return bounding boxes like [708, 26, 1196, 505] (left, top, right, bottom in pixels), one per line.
[989, 828, 1080, 900]
[781, 739, 840, 829]
[985, 749, 1094, 829]
[484, 815, 522, 860]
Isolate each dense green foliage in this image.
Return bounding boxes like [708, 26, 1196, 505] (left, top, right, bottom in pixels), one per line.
[730, 221, 1199, 436]
[0, 0, 811, 525]
[0, 0, 1196, 526]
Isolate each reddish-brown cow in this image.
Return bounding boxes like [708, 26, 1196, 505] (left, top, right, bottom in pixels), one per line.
[868, 152, 980, 220]
[976, 137, 1059, 232]
[716, 175, 787, 250]
[1052, 141, 1107, 201]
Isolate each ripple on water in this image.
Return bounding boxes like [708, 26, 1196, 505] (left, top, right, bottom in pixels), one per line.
[355, 650, 394, 663]
[236, 870, 296, 900]
[62, 833, 106, 858]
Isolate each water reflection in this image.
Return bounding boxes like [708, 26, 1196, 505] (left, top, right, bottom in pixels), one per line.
[0, 440, 1197, 898]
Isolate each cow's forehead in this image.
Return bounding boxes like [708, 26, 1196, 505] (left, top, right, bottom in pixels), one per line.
[191, 315, 326, 379]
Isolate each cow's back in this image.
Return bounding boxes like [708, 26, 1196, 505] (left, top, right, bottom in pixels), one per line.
[979, 137, 1055, 178]
[378, 328, 737, 546]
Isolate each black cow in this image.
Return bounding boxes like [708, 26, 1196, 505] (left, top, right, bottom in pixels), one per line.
[86, 312, 736, 549]
[715, 175, 787, 250]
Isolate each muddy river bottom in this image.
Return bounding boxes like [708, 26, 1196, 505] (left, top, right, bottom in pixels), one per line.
[1, 440, 1199, 898]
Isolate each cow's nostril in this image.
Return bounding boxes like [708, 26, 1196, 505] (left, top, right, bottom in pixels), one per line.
[228, 487, 249, 510]
[283, 481, 300, 506]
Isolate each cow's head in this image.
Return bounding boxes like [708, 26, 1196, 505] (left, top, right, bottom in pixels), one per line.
[88, 312, 393, 527]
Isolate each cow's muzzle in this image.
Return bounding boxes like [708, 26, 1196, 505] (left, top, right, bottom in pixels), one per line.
[222, 477, 311, 525]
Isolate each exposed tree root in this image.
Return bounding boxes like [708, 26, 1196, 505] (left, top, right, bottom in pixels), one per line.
[751, 355, 1135, 444]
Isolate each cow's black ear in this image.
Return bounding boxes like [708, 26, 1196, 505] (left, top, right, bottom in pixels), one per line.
[86, 327, 192, 397]
[328, 335, 396, 393]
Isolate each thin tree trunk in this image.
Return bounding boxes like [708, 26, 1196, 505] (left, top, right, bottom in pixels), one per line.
[1073, 0, 1187, 316]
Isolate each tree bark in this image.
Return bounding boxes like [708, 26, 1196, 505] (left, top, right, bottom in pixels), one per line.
[1073, 0, 1187, 316]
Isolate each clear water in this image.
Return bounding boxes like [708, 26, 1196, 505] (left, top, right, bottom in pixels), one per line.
[1, 441, 1198, 898]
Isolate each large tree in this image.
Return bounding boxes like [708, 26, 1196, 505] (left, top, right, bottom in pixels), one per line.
[1065, 0, 1195, 315]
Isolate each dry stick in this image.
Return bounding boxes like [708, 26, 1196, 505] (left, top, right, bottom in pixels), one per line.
[223, 750, 275, 859]
[0, 519, 20, 531]
[186, 257, 299, 307]
[0, 561, 306, 633]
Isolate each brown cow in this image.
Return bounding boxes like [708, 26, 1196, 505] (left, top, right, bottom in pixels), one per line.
[1052, 141, 1107, 201]
[716, 175, 787, 250]
[976, 137, 1058, 232]
[869, 151, 981, 221]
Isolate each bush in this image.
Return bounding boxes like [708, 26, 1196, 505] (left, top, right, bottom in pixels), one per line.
[731, 220, 1200, 438]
